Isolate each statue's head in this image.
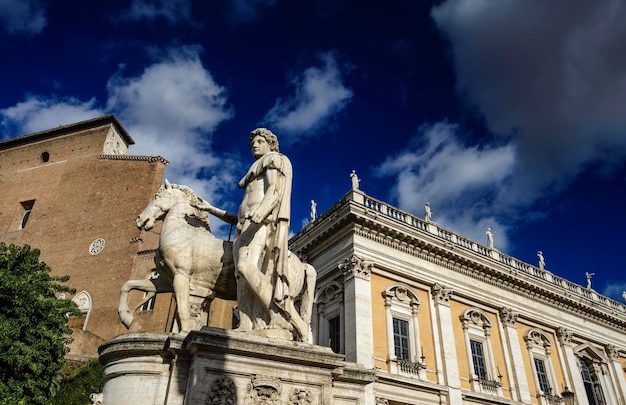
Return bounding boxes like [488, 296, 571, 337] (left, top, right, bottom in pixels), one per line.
[249, 128, 279, 153]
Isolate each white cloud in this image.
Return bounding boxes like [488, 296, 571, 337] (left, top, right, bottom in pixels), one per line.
[376, 0, 626, 251]
[262, 52, 353, 143]
[105, 46, 237, 205]
[431, 0, 626, 206]
[0, 46, 239, 236]
[0, 0, 47, 35]
[603, 282, 626, 302]
[0, 96, 103, 135]
[121, 0, 197, 26]
[377, 122, 516, 250]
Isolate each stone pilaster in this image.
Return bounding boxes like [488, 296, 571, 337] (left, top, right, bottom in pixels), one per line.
[555, 327, 587, 405]
[605, 344, 626, 405]
[431, 283, 462, 404]
[498, 307, 531, 403]
[339, 254, 374, 367]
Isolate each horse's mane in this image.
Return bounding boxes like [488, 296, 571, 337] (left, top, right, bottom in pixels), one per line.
[162, 183, 211, 228]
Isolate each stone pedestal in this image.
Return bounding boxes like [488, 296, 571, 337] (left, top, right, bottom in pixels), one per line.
[99, 327, 375, 404]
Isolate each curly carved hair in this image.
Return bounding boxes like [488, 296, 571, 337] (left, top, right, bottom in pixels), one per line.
[248, 128, 279, 152]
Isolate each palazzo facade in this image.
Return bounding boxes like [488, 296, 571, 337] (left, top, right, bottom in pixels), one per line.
[290, 189, 626, 405]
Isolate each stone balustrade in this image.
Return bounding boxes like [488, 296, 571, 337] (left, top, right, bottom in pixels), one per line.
[356, 192, 626, 314]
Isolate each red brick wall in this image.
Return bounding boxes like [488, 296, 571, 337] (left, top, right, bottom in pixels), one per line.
[1, 121, 235, 358]
[0, 124, 169, 357]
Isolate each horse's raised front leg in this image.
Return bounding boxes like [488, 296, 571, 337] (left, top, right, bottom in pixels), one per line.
[118, 278, 161, 329]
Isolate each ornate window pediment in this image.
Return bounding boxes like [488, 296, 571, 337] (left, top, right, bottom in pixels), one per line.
[459, 308, 502, 395]
[383, 284, 425, 377]
[524, 329, 560, 403]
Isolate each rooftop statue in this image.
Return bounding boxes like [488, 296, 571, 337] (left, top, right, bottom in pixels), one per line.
[486, 228, 494, 249]
[424, 202, 432, 223]
[537, 251, 545, 270]
[118, 129, 316, 341]
[350, 169, 360, 190]
[585, 272, 595, 289]
[310, 199, 317, 221]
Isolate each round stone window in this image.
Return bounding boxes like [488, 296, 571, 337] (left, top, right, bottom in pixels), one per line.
[89, 238, 105, 255]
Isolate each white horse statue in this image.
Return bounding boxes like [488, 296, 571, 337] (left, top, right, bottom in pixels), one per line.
[118, 180, 316, 340]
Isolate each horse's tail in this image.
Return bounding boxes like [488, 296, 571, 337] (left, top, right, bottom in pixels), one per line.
[299, 263, 317, 327]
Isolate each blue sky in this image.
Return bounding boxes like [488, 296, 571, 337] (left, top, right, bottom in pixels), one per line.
[1, 0, 626, 302]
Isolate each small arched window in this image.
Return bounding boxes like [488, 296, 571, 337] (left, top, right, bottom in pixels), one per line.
[41, 151, 50, 163]
[314, 281, 344, 353]
[20, 200, 35, 229]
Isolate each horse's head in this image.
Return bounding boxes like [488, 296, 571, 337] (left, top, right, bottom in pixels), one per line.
[136, 180, 210, 231]
[137, 180, 184, 230]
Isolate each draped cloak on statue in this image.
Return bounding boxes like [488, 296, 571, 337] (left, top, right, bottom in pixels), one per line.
[237, 151, 293, 308]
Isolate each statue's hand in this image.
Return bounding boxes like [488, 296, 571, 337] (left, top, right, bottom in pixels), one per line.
[192, 197, 213, 211]
[248, 211, 264, 224]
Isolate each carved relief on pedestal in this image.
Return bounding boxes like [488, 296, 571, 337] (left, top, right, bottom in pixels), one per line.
[338, 254, 372, 281]
[288, 388, 312, 405]
[207, 377, 237, 404]
[246, 376, 282, 405]
[375, 397, 389, 405]
[498, 307, 519, 327]
[431, 283, 452, 305]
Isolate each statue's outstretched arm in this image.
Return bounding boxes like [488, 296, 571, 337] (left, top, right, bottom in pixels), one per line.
[194, 198, 238, 225]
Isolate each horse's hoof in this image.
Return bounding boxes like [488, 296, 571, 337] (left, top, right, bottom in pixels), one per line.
[119, 310, 134, 329]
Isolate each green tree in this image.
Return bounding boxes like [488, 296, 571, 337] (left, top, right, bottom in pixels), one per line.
[0, 243, 80, 405]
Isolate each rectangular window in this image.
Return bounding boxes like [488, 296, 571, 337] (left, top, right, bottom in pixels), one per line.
[328, 316, 341, 353]
[580, 358, 606, 405]
[533, 358, 551, 393]
[393, 318, 410, 360]
[470, 340, 487, 379]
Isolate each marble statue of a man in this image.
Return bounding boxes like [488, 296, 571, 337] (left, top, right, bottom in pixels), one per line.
[194, 128, 294, 335]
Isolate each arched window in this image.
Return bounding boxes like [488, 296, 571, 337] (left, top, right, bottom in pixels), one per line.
[524, 329, 559, 403]
[460, 308, 502, 395]
[41, 151, 50, 162]
[314, 282, 344, 353]
[68, 291, 92, 331]
[383, 283, 424, 376]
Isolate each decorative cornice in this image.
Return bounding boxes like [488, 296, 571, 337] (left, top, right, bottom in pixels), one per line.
[99, 154, 169, 165]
